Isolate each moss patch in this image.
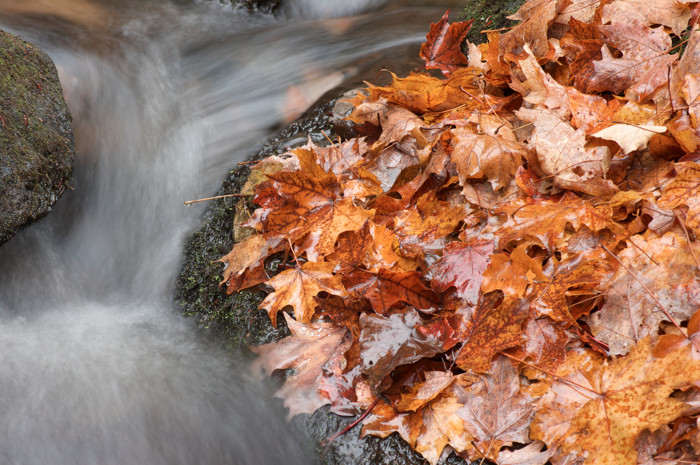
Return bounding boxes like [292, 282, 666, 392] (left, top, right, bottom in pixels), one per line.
[461, 0, 525, 45]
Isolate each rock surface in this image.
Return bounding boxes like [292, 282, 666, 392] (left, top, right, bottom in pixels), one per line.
[0, 30, 75, 246]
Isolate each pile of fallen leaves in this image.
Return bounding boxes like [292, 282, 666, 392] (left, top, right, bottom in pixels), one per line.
[219, 1, 700, 464]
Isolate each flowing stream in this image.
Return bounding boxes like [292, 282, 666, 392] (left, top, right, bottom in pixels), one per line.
[0, 1, 461, 463]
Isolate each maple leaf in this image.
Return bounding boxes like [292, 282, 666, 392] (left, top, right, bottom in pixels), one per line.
[429, 239, 494, 306]
[658, 162, 700, 235]
[592, 123, 667, 154]
[530, 247, 617, 324]
[454, 293, 530, 372]
[509, 317, 569, 373]
[362, 373, 478, 465]
[499, 0, 558, 59]
[495, 191, 623, 252]
[419, 11, 473, 77]
[362, 68, 482, 114]
[296, 197, 375, 261]
[251, 314, 351, 418]
[589, 21, 676, 100]
[449, 127, 527, 191]
[219, 233, 283, 293]
[600, 0, 692, 36]
[458, 355, 536, 460]
[344, 268, 439, 316]
[588, 230, 700, 355]
[481, 245, 537, 298]
[395, 370, 455, 412]
[358, 309, 444, 392]
[532, 337, 700, 465]
[413, 377, 475, 465]
[259, 261, 347, 326]
[653, 308, 700, 359]
[314, 137, 367, 175]
[516, 107, 617, 196]
[326, 220, 400, 274]
[392, 191, 463, 261]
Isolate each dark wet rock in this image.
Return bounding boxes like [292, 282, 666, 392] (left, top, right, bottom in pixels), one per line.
[0, 30, 75, 246]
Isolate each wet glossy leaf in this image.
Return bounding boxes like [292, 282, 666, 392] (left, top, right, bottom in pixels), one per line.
[251, 314, 351, 418]
[533, 338, 700, 465]
[259, 261, 347, 326]
[344, 268, 440, 316]
[420, 11, 473, 77]
[454, 294, 530, 372]
[358, 309, 444, 391]
[658, 162, 700, 235]
[458, 356, 536, 459]
[429, 239, 494, 306]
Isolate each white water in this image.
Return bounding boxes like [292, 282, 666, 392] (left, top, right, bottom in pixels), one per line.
[0, 1, 461, 463]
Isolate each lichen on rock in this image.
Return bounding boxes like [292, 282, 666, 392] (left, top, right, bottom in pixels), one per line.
[0, 30, 75, 246]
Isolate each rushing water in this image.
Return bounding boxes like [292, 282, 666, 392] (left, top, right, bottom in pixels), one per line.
[0, 1, 461, 463]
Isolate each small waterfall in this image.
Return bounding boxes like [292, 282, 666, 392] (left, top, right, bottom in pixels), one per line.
[0, 1, 460, 463]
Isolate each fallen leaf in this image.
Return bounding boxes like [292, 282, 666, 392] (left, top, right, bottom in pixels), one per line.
[509, 317, 569, 372]
[500, 0, 559, 59]
[259, 261, 348, 326]
[344, 268, 440, 316]
[495, 191, 623, 252]
[449, 127, 527, 191]
[429, 239, 494, 306]
[481, 245, 538, 298]
[516, 107, 617, 196]
[530, 247, 617, 324]
[420, 11, 473, 77]
[458, 355, 536, 460]
[600, 0, 692, 36]
[533, 337, 700, 465]
[454, 294, 530, 372]
[658, 162, 700, 235]
[589, 21, 675, 99]
[588, 230, 700, 355]
[592, 123, 667, 154]
[251, 314, 351, 418]
[358, 308, 444, 392]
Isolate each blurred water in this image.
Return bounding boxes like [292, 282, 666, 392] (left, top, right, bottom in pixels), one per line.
[0, 1, 456, 463]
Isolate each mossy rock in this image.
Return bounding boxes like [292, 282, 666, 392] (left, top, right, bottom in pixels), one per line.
[462, 0, 526, 45]
[0, 30, 75, 246]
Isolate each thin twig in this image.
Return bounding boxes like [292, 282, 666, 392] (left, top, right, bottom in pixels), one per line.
[499, 352, 601, 396]
[321, 396, 381, 447]
[674, 209, 700, 270]
[184, 193, 245, 206]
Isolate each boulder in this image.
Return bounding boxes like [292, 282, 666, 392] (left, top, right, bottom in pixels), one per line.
[0, 30, 75, 246]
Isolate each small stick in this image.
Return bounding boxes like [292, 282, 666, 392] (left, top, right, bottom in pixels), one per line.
[184, 193, 244, 206]
[674, 209, 700, 270]
[238, 160, 258, 165]
[0, 114, 5, 127]
[499, 352, 601, 396]
[321, 396, 381, 447]
[668, 65, 676, 115]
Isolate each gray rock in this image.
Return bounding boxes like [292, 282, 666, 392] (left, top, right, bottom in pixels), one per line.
[0, 30, 75, 246]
